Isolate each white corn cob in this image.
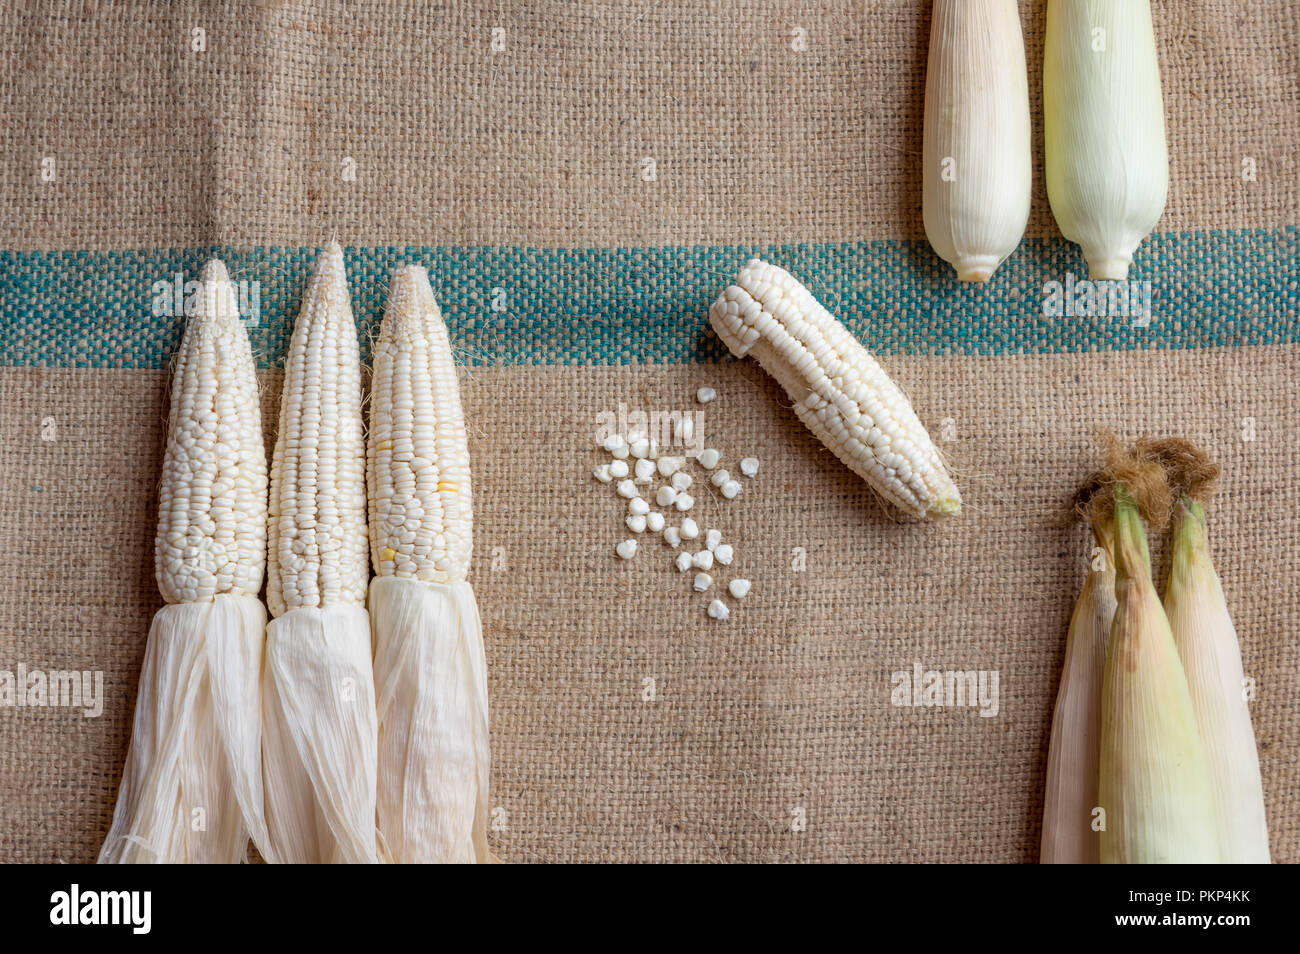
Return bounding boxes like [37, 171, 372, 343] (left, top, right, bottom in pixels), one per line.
[100, 259, 268, 864]
[262, 241, 379, 864]
[709, 260, 960, 517]
[367, 265, 497, 864]
[922, 0, 1032, 282]
[1044, 0, 1168, 280]
[1164, 499, 1270, 863]
[1040, 527, 1115, 864]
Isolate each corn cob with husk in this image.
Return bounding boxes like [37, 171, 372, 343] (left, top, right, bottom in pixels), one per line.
[1043, 0, 1168, 280]
[922, 0, 1032, 282]
[1040, 508, 1114, 864]
[709, 260, 960, 518]
[367, 265, 497, 863]
[261, 241, 379, 864]
[1155, 441, 1270, 863]
[100, 259, 268, 863]
[1099, 479, 1218, 863]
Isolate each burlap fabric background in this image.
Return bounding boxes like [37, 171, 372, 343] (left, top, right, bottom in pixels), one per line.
[1, 1, 1296, 863]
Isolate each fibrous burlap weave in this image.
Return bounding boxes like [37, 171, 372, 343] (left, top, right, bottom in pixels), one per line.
[0, 1, 1296, 863]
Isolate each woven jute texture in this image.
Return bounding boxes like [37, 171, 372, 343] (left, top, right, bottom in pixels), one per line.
[0, 0, 1297, 864]
[1, 353, 1297, 863]
[0, 0, 1294, 250]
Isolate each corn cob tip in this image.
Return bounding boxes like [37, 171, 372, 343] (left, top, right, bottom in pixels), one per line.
[199, 258, 231, 285]
[382, 266, 441, 343]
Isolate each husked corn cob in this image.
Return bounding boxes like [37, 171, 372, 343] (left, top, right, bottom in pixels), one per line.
[367, 266, 473, 583]
[262, 241, 379, 864]
[101, 258, 268, 864]
[709, 260, 960, 517]
[368, 265, 496, 864]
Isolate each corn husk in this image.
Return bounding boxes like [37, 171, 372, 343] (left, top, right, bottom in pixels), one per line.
[1164, 498, 1270, 863]
[99, 596, 267, 863]
[1098, 486, 1218, 863]
[922, 0, 1032, 282]
[1043, 0, 1168, 280]
[371, 577, 497, 863]
[261, 605, 379, 863]
[1041, 528, 1114, 864]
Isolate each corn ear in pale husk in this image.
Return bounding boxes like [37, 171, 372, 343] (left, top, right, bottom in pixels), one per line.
[922, 0, 1032, 282]
[1164, 498, 1270, 863]
[1098, 486, 1218, 863]
[1043, 0, 1168, 280]
[1041, 528, 1115, 864]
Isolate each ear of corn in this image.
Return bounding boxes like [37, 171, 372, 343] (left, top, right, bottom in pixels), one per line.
[709, 259, 960, 518]
[1098, 486, 1218, 863]
[367, 266, 497, 863]
[100, 259, 268, 864]
[262, 241, 379, 864]
[1040, 528, 1115, 864]
[1044, 0, 1168, 280]
[922, 0, 1032, 282]
[1164, 498, 1270, 863]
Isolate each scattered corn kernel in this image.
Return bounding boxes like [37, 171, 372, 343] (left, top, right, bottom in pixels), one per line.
[657, 456, 684, 477]
[693, 572, 713, 592]
[710, 469, 730, 487]
[675, 492, 695, 512]
[699, 448, 720, 469]
[603, 434, 626, 453]
[707, 599, 730, 620]
[656, 485, 678, 507]
[720, 480, 741, 499]
[593, 464, 613, 483]
[740, 457, 759, 477]
[715, 543, 734, 565]
[705, 528, 722, 551]
[729, 578, 751, 598]
[696, 387, 717, 404]
[680, 518, 699, 540]
[692, 550, 714, 571]
[626, 514, 646, 533]
[646, 512, 665, 533]
[675, 551, 693, 572]
[609, 459, 629, 479]
[628, 497, 650, 516]
[634, 458, 656, 483]
[630, 438, 651, 459]
[663, 526, 682, 548]
[616, 479, 638, 498]
[616, 539, 637, 560]
[671, 471, 692, 492]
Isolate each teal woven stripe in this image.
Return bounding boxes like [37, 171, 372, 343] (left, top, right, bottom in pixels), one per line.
[1, 229, 1295, 368]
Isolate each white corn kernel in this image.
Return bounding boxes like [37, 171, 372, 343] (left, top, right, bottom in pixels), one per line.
[626, 514, 647, 533]
[663, 526, 682, 548]
[675, 551, 693, 572]
[603, 434, 627, 454]
[616, 479, 638, 499]
[634, 458, 656, 483]
[656, 485, 678, 507]
[711, 469, 730, 487]
[616, 539, 638, 560]
[693, 572, 713, 592]
[610, 442, 630, 460]
[630, 438, 651, 459]
[671, 471, 692, 492]
[680, 518, 699, 540]
[705, 529, 722, 551]
[692, 550, 714, 571]
[696, 387, 717, 404]
[628, 497, 650, 516]
[740, 457, 759, 477]
[675, 493, 695, 512]
[699, 448, 720, 469]
[593, 464, 613, 483]
[709, 259, 961, 517]
[729, 578, 751, 598]
[707, 599, 730, 620]
[720, 480, 742, 499]
[646, 512, 665, 533]
[609, 459, 629, 479]
[657, 456, 684, 477]
[715, 543, 734, 566]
